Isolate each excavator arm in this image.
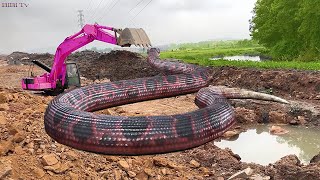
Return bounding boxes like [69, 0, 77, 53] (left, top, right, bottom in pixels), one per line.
[21, 24, 151, 92]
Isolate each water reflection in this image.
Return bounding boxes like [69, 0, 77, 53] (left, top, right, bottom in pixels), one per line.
[215, 125, 320, 165]
[210, 55, 262, 62]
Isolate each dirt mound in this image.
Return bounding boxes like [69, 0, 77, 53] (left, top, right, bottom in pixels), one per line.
[0, 54, 7, 61]
[211, 67, 320, 100]
[8, 50, 161, 81]
[6, 51, 53, 65]
[76, 50, 161, 81]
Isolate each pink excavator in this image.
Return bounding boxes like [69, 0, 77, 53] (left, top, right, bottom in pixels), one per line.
[21, 24, 151, 95]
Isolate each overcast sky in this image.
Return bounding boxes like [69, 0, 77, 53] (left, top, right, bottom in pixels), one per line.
[0, 0, 256, 54]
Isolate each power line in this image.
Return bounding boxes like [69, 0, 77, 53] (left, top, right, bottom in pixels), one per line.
[85, 0, 94, 14]
[125, 0, 145, 27]
[126, 0, 153, 27]
[94, 0, 117, 22]
[96, 0, 121, 22]
[87, 0, 104, 23]
[130, 0, 153, 22]
[128, 0, 144, 14]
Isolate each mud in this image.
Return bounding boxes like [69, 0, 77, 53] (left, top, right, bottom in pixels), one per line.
[0, 51, 319, 179]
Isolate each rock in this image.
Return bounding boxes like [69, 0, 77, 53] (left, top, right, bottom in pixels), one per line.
[275, 155, 300, 166]
[0, 93, 8, 104]
[36, 149, 43, 155]
[47, 171, 54, 176]
[14, 146, 25, 155]
[68, 172, 79, 180]
[118, 160, 130, 170]
[314, 94, 320, 100]
[166, 161, 185, 171]
[43, 162, 61, 171]
[13, 132, 25, 143]
[113, 169, 121, 180]
[228, 167, 253, 180]
[88, 163, 94, 168]
[43, 161, 70, 174]
[310, 152, 320, 164]
[104, 109, 113, 115]
[0, 140, 14, 155]
[199, 167, 209, 174]
[8, 127, 18, 135]
[269, 126, 289, 135]
[127, 171, 136, 178]
[143, 159, 154, 168]
[0, 103, 9, 111]
[235, 107, 257, 123]
[39, 144, 46, 150]
[126, 159, 133, 167]
[55, 163, 70, 174]
[160, 168, 167, 175]
[289, 120, 299, 125]
[153, 157, 168, 167]
[268, 111, 287, 123]
[136, 172, 148, 180]
[65, 151, 77, 161]
[189, 160, 200, 168]
[144, 168, 155, 177]
[33, 167, 45, 178]
[26, 142, 34, 149]
[27, 148, 35, 155]
[297, 116, 307, 124]
[105, 156, 120, 162]
[41, 153, 59, 166]
[0, 115, 6, 125]
[217, 177, 224, 180]
[223, 130, 240, 139]
[0, 160, 12, 179]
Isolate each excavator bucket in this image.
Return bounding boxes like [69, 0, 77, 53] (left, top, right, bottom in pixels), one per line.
[117, 28, 152, 47]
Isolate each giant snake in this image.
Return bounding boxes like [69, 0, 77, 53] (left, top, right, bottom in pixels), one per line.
[44, 48, 288, 155]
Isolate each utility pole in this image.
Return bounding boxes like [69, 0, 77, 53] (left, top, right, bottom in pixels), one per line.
[78, 10, 85, 28]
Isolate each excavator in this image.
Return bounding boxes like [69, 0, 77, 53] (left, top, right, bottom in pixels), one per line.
[21, 24, 151, 95]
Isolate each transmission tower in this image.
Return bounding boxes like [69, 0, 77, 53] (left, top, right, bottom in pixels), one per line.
[78, 10, 85, 28]
[77, 10, 86, 50]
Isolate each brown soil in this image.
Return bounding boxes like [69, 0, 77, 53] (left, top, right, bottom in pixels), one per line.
[0, 51, 319, 180]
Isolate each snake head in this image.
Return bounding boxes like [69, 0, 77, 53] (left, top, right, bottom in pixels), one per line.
[147, 48, 161, 57]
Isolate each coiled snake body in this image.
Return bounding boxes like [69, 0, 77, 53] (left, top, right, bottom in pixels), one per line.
[44, 48, 236, 155]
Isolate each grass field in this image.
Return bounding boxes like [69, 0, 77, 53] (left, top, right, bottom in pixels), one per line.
[160, 47, 320, 70]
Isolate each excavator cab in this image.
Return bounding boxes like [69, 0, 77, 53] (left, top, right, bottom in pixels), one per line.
[65, 62, 80, 88]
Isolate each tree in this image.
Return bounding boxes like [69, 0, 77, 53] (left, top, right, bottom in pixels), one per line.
[297, 0, 320, 60]
[250, 0, 320, 61]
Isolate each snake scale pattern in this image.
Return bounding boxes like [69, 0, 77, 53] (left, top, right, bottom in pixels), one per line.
[44, 48, 235, 155]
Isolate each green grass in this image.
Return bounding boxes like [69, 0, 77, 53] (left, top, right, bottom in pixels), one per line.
[160, 47, 320, 70]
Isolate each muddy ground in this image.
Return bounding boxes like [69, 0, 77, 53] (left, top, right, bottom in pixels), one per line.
[0, 51, 319, 180]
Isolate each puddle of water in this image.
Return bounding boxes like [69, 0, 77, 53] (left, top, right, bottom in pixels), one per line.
[210, 55, 262, 61]
[215, 125, 320, 165]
